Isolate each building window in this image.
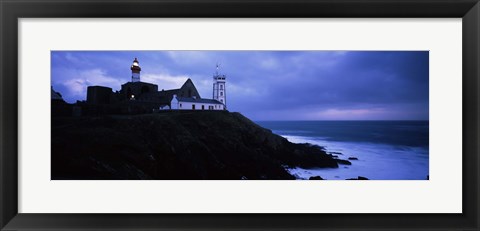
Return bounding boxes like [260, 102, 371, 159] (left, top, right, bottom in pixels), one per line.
[220, 92, 223, 96]
[202, 105, 205, 110]
[192, 104, 195, 110]
[180, 103, 182, 108]
[220, 99, 223, 103]
[220, 85, 223, 90]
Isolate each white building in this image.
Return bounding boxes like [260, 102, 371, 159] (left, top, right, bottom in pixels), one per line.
[171, 95, 225, 110]
[169, 64, 227, 111]
[212, 64, 226, 107]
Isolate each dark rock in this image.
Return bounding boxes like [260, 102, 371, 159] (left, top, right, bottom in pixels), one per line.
[335, 159, 352, 165]
[309, 176, 324, 180]
[348, 157, 358, 160]
[51, 111, 339, 180]
[346, 176, 369, 180]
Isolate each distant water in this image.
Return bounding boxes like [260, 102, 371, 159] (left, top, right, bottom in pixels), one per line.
[255, 121, 429, 180]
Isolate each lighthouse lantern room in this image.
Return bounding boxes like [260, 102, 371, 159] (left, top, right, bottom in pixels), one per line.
[131, 57, 141, 82]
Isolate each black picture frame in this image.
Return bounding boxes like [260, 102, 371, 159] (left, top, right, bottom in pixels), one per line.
[1, 0, 479, 230]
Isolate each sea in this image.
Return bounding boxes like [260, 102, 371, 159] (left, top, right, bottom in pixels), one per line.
[255, 120, 429, 180]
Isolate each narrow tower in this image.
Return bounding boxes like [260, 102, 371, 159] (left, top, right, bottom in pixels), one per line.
[212, 64, 227, 108]
[130, 57, 141, 82]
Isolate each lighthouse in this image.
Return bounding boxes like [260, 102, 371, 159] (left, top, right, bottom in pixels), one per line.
[130, 58, 141, 82]
[212, 64, 227, 108]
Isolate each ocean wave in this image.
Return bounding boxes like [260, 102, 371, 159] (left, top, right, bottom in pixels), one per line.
[281, 134, 429, 180]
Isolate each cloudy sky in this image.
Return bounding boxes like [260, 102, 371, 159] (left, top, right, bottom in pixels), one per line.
[51, 51, 428, 121]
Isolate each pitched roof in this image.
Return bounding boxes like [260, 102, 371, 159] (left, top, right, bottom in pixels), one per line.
[181, 78, 194, 88]
[176, 97, 223, 104]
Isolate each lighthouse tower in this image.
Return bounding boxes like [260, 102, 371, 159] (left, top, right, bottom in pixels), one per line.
[213, 64, 227, 108]
[130, 58, 141, 82]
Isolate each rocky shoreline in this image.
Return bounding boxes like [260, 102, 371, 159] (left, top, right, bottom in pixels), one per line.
[52, 111, 354, 180]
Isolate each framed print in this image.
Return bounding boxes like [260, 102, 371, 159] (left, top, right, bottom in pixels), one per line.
[1, 0, 479, 230]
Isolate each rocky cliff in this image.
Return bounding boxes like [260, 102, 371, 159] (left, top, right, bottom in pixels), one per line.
[52, 111, 338, 180]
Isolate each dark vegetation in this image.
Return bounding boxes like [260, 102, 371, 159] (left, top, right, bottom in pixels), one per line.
[52, 111, 339, 180]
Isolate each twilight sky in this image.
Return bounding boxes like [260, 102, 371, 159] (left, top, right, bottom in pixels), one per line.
[51, 51, 429, 121]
